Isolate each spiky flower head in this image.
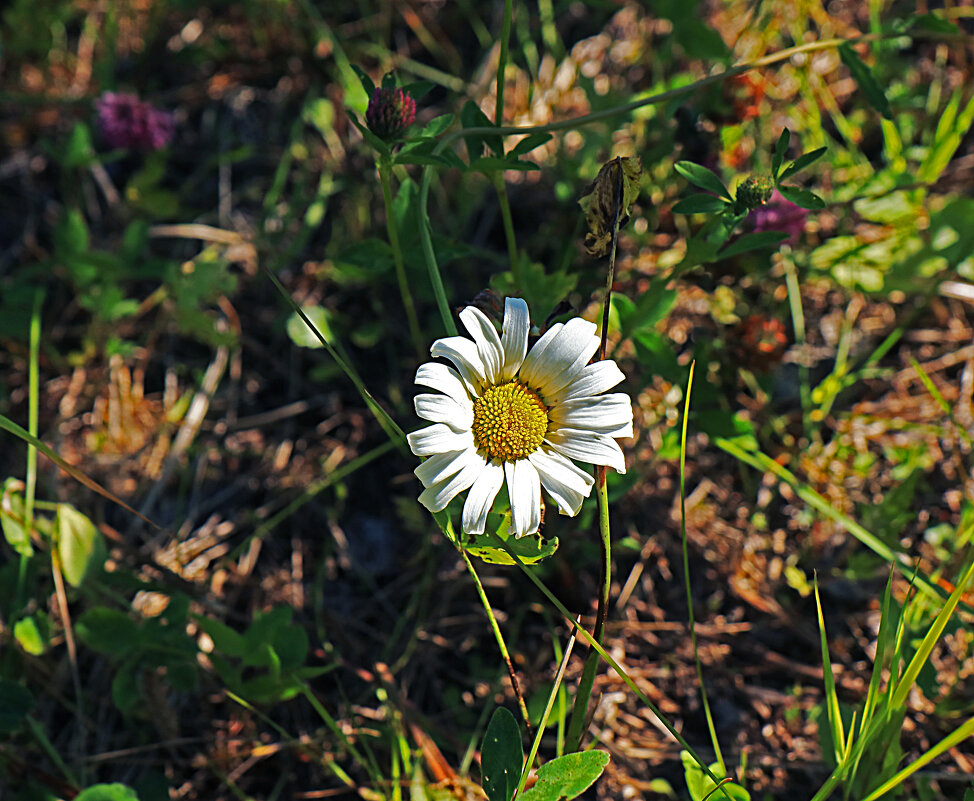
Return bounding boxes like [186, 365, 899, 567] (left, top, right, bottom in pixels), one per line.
[94, 92, 174, 151]
[735, 176, 775, 211]
[365, 87, 416, 140]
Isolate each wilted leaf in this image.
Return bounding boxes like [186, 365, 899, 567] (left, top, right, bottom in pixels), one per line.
[579, 156, 642, 256]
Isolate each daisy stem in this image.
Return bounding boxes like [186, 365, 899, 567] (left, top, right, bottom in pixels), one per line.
[379, 156, 425, 360]
[493, 173, 522, 285]
[458, 545, 533, 737]
[567, 158, 625, 751]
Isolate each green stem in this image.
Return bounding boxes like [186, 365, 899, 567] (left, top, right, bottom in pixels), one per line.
[567, 157, 624, 751]
[417, 169, 457, 337]
[379, 157, 425, 360]
[495, 0, 514, 127]
[679, 361, 724, 773]
[493, 173, 521, 282]
[459, 545, 533, 736]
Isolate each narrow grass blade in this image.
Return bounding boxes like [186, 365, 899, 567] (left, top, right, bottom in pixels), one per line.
[814, 576, 846, 762]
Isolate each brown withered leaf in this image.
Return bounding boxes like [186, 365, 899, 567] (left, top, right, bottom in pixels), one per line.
[578, 156, 642, 257]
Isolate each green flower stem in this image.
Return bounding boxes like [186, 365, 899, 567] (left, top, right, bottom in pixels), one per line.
[493, 173, 521, 284]
[459, 545, 533, 735]
[379, 156, 425, 360]
[567, 157, 625, 752]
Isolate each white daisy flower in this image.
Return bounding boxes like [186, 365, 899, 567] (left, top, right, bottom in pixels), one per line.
[407, 297, 633, 538]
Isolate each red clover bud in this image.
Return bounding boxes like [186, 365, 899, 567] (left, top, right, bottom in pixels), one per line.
[365, 87, 416, 141]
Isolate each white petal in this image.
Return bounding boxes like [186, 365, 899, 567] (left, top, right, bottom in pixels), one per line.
[529, 449, 595, 516]
[545, 428, 627, 473]
[460, 306, 503, 385]
[547, 360, 626, 405]
[418, 452, 487, 512]
[414, 393, 474, 432]
[431, 337, 487, 393]
[415, 449, 468, 487]
[415, 363, 473, 408]
[461, 461, 505, 535]
[521, 318, 599, 395]
[516, 323, 562, 387]
[500, 298, 530, 381]
[407, 423, 473, 457]
[550, 394, 633, 437]
[506, 459, 541, 537]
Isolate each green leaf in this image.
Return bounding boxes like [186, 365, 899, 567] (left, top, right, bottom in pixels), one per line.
[77, 608, 142, 656]
[519, 751, 609, 801]
[0, 679, 34, 733]
[674, 161, 731, 200]
[75, 784, 141, 801]
[401, 80, 434, 100]
[465, 531, 559, 565]
[838, 42, 892, 119]
[672, 193, 729, 214]
[460, 100, 502, 160]
[778, 147, 828, 181]
[394, 152, 455, 167]
[56, 503, 105, 587]
[1, 478, 32, 556]
[467, 156, 540, 173]
[490, 259, 577, 332]
[481, 707, 523, 801]
[510, 132, 552, 156]
[907, 13, 960, 34]
[192, 615, 246, 658]
[55, 208, 90, 256]
[350, 66, 375, 98]
[613, 283, 677, 341]
[286, 305, 333, 349]
[777, 185, 825, 210]
[772, 129, 791, 179]
[416, 114, 455, 139]
[718, 231, 789, 259]
[681, 752, 750, 801]
[14, 612, 51, 655]
[64, 122, 95, 168]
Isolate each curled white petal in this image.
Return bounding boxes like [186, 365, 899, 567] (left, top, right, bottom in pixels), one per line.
[499, 298, 530, 381]
[506, 459, 541, 537]
[545, 428, 627, 473]
[460, 306, 504, 385]
[418, 452, 486, 512]
[549, 394, 633, 438]
[529, 448, 595, 516]
[547, 360, 626, 405]
[430, 336, 487, 393]
[461, 461, 505, 535]
[415, 363, 472, 408]
[407, 424, 473, 457]
[415, 447, 479, 488]
[414, 393, 474, 432]
[522, 318, 599, 394]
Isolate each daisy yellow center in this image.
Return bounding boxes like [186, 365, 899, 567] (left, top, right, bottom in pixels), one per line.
[472, 380, 549, 462]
